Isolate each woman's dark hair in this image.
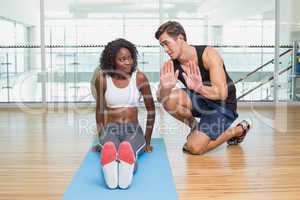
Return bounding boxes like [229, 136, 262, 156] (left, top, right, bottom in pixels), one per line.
[100, 38, 138, 76]
[155, 21, 187, 41]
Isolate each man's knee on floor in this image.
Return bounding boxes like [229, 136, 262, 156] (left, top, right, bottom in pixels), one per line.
[186, 142, 207, 155]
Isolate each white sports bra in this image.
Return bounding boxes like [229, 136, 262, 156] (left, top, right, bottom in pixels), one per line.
[104, 71, 140, 108]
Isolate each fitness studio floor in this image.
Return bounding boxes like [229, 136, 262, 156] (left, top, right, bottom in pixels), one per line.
[0, 105, 300, 200]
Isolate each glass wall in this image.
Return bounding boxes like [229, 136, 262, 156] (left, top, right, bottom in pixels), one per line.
[0, 0, 42, 103]
[0, 17, 43, 102]
[279, 0, 300, 101]
[1, 0, 297, 103]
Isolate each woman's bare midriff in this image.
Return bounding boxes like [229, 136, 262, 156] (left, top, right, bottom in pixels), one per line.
[105, 107, 138, 124]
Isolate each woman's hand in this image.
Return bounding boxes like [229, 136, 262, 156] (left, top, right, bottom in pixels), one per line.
[145, 144, 153, 153]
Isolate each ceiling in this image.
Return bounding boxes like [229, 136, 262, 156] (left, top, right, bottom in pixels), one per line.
[0, 0, 299, 27]
[45, 0, 276, 24]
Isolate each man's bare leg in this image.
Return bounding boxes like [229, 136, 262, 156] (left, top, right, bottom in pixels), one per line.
[206, 125, 244, 151]
[160, 88, 245, 155]
[185, 125, 244, 155]
[161, 88, 196, 128]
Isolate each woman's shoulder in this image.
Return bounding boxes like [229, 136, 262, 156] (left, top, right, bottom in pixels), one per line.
[95, 70, 107, 87]
[135, 70, 148, 84]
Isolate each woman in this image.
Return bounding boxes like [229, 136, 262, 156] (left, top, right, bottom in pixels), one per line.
[93, 38, 155, 189]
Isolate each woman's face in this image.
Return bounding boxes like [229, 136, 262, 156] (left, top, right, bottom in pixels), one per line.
[115, 47, 134, 75]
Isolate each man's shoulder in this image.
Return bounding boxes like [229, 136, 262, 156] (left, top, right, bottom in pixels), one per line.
[203, 46, 220, 58]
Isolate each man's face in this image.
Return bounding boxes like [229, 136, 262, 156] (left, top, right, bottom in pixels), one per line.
[158, 32, 183, 59]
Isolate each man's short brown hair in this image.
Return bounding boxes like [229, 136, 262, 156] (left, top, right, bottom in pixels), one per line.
[155, 21, 187, 41]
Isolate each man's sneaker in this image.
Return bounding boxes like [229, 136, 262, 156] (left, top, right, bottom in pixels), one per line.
[227, 120, 251, 145]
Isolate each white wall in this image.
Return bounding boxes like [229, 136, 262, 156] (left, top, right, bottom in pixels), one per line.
[198, 0, 274, 25]
[280, 0, 300, 43]
[0, 0, 39, 26]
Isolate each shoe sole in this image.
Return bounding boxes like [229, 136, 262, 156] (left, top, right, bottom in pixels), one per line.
[101, 142, 118, 189]
[118, 141, 135, 189]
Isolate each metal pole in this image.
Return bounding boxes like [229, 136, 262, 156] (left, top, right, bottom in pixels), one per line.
[14, 22, 18, 74]
[40, 0, 46, 106]
[50, 28, 53, 102]
[261, 19, 264, 99]
[274, 0, 280, 102]
[6, 53, 10, 102]
[63, 27, 67, 102]
[159, 0, 164, 72]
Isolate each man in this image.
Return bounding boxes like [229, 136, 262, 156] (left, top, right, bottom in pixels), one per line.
[155, 21, 250, 155]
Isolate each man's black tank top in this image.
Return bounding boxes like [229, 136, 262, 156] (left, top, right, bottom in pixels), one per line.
[173, 45, 237, 112]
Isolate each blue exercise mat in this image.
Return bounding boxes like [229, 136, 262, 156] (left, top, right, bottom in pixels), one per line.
[62, 138, 177, 200]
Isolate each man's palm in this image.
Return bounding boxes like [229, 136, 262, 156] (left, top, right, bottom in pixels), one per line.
[160, 60, 179, 90]
[182, 61, 203, 91]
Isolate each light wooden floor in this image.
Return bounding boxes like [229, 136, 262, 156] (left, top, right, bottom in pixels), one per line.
[0, 106, 300, 200]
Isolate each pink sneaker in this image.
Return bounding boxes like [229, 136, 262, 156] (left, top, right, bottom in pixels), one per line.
[118, 141, 135, 189]
[101, 142, 118, 189]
